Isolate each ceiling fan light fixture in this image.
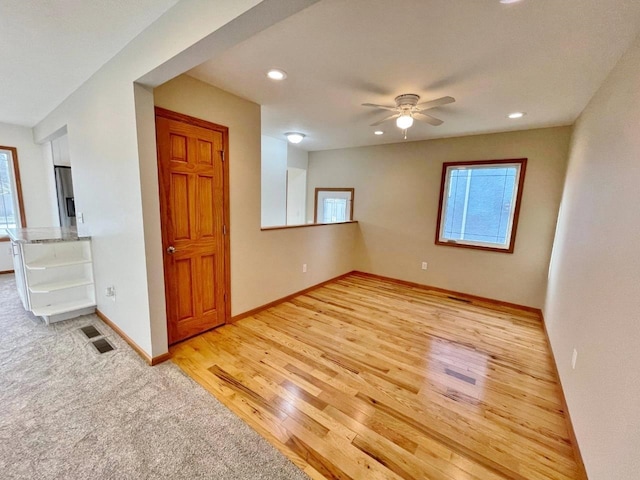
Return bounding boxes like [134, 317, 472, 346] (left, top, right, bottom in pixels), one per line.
[266, 69, 287, 80]
[285, 132, 305, 144]
[396, 114, 414, 129]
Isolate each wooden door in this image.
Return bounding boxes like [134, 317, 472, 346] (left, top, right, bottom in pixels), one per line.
[155, 108, 229, 345]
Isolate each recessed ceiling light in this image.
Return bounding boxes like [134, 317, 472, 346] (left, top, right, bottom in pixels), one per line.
[374, 130, 384, 135]
[266, 69, 287, 80]
[285, 132, 305, 144]
[500, 0, 523, 4]
[508, 112, 526, 119]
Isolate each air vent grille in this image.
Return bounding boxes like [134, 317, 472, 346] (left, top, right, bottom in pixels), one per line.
[92, 338, 115, 354]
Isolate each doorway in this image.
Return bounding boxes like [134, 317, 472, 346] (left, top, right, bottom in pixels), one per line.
[155, 107, 230, 345]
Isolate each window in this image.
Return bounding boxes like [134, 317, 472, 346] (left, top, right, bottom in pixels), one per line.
[0, 146, 26, 240]
[314, 188, 354, 224]
[435, 159, 527, 253]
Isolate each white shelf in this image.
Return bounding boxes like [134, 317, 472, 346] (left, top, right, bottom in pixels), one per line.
[29, 278, 94, 293]
[26, 258, 92, 270]
[32, 299, 96, 317]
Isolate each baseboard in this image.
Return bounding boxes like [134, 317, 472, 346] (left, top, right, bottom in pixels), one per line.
[95, 309, 170, 366]
[230, 271, 355, 323]
[150, 352, 172, 366]
[352, 270, 542, 315]
[540, 312, 589, 479]
[0, 269, 14, 274]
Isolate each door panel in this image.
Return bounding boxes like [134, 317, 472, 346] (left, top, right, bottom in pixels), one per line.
[175, 258, 195, 320]
[170, 134, 187, 162]
[197, 175, 215, 238]
[171, 172, 192, 240]
[198, 139, 214, 165]
[156, 110, 228, 345]
[201, 254, 217, 313]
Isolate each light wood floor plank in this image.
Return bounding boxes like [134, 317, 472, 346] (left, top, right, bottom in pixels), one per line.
[171, 273, 581, 480]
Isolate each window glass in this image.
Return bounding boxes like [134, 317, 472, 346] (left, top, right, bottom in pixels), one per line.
[322, 198, 347, 223]
[436, 159, 526, 252]
[0, 149, 22, 232]
[314, 188, 354, 224]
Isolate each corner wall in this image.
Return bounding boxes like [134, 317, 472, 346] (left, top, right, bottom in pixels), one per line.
[308, 127, 571, 309]
[0, 122, 58, 271]
[261, 135, 287, 227]
[154, 75, 357, 316]
[544, 34, 640, 479]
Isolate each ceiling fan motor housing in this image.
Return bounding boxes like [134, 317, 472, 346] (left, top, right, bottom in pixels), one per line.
[394, 93, 421, 108]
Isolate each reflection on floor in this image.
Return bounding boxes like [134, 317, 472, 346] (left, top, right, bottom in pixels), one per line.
[171, 272, 582, 480]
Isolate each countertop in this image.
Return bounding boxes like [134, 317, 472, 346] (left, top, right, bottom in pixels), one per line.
[5, 227, 90, 244]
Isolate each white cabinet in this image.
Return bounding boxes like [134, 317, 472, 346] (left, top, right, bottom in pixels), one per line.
[11, 241, 29, 310]
[12, 239, 96, 324]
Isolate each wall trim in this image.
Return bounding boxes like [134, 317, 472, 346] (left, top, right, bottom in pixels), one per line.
[230, 271, 354, 323]
[352, 270, 542, 314]
[96, 309, 170, 366]
[540, 312, 589, 479]
[0, 269, 14, 274]
[261, 220, 357, 232]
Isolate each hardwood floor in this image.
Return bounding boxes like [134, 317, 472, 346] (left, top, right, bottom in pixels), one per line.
[171, 272, 582, 480]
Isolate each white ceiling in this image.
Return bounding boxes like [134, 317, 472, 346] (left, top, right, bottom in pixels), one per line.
[0, 0, 178, 126]
[189, 0, 640, 151]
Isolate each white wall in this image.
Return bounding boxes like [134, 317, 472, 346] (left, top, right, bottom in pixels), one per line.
[309, 126, 571, 308]
[51, 134, 71, 167]
[0, 122, 58, 271]
[287, 144, 308, 170]
[544, 34, 640, 480]
[261, 135, 287, 227]
[286, 144, 309, 224]
[286, 168, 307, 225]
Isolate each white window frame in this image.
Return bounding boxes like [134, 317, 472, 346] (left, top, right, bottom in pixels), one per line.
[435, 158, 527, 253]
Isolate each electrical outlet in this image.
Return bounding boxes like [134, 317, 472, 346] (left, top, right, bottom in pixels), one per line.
[421, 261, 428, 270]
[302, 263, 307, 273]
[571, 348, 578, 369]
[105, 286, 116, 302]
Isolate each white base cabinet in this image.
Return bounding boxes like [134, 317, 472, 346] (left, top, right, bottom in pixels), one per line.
[11, 239, 96, 324]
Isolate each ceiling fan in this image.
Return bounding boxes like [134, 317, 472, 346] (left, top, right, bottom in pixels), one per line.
[362, 94, 455, 131]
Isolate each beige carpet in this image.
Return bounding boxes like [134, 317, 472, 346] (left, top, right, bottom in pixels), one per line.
[0, 274, 307, 480]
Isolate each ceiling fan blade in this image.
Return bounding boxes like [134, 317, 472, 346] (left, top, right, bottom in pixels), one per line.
[415, 112, 444, 126]
[370, 113, 400, 126]
[416, 96, 455, 111]
[362, 103, 397, 111]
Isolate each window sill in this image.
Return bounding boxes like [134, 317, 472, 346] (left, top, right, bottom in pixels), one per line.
[435, 239, 515, 254]
[261, 220, 358, 232]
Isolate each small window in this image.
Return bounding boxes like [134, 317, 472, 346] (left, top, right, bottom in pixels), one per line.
[314, 188, 354, 224]
[0, 146, 26, 240]
[435, 159, 526, 253]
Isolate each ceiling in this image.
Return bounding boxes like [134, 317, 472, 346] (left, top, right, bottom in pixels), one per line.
[0, 0, 178, 126]
[189, 0, 640, 151]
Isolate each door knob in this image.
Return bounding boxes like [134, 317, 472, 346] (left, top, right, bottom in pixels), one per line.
[166, 246, 176, 254]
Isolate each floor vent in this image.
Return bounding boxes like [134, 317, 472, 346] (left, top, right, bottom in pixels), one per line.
[92, 338, 115, 354]
[80, 325, 101, 339]
[445, 368, 476, 385]
[447, 296, 472, 304]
